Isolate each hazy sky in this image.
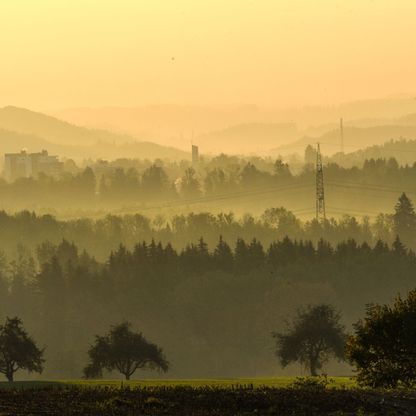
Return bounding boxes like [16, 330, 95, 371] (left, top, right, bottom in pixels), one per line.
[1, 0, 415, 110]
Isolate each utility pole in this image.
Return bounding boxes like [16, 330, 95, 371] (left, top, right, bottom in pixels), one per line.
[316, 143, 326, 223]
[340, 118, 344, 153]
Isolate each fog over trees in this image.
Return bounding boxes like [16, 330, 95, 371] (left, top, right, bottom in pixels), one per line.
[1, 214, 416, 378]
[2, 111, 416, 381]
[5, 3, 416, 415]
[1, 150, 416, 217]
[0, 190, 414, 264]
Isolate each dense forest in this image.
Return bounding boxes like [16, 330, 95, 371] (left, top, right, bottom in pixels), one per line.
[1, 154, 415, 379]
[0, 193, 414, 379]
[1, 234, 414, 380]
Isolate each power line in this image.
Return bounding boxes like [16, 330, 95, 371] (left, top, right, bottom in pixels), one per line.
[326, 206, 388, 217]
[132, 182, 314, 212]
[116, 178, 408, 215]
[326, 180, 416, 196]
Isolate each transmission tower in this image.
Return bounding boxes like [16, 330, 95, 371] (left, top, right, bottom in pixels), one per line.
[316, 143, 326, 222]
[340, 117, 344, 153]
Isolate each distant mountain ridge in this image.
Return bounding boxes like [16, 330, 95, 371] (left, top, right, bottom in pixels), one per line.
[0, 106, 188, 162]
[0, 106, 134, 146]
[52, 97, 416, 154]
[4, 101, 416, 162]
[327, 138, 416, 168]
[197, 122, 299, 154]
[273, 123, 416, 156]
[52, 104, 267, 149]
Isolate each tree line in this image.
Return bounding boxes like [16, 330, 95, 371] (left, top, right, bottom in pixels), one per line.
[1, 230, 416, 379]
[0, 192, 415, 264]
[1, 153, 416, 213]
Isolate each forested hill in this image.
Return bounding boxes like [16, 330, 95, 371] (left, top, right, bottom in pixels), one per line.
[327, 138, 416, 167]
[275, 125, 416, 157]
[197, 123, 299, 153]
[0, 106, 128, 146]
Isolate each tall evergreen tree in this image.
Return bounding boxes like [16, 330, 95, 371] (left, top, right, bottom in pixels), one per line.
[248, 238, 265, 270]
[392, 235, 407, 256]
[394, 193, 416, 248]
[213, 236, 233, 272]
[234, 238, 249, 273]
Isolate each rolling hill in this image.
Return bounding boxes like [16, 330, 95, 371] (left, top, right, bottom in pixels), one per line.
[0, 106, 134, 146]
[196, 123, 299, 154]
[273, 124, 416, 156]
[0, 107, 188, 162]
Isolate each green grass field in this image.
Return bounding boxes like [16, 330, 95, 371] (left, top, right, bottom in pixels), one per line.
[0, 376, 356, 390]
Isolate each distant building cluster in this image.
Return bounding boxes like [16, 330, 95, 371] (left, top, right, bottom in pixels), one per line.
[4, 150, 63, 182]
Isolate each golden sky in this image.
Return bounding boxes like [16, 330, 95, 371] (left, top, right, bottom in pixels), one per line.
[0, 0, 415, 110]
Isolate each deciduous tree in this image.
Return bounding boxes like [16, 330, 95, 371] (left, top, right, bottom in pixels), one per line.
[273, 304, 346, 376]
[0, 317, 44, 382]
[347, 289, 416, 388]
[84, 321, 168, 380]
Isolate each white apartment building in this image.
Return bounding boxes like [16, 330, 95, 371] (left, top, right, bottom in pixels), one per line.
[4, 150, 63, 182]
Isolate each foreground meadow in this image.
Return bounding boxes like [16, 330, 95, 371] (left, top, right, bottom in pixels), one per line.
[0, 378, 415, 416]
[0, 376, 356, 390]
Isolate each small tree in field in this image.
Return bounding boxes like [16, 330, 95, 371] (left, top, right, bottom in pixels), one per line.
[84, 321, 169, 380]
[273, 304, 347, 376]
[0, 317, 44, 382]
[347, 289, 416, 388]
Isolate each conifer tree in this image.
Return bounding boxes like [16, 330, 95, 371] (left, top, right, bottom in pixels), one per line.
[234, 238, 249, 273]
[394, 193, 416, 248]
[213, 236, 233, 272]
